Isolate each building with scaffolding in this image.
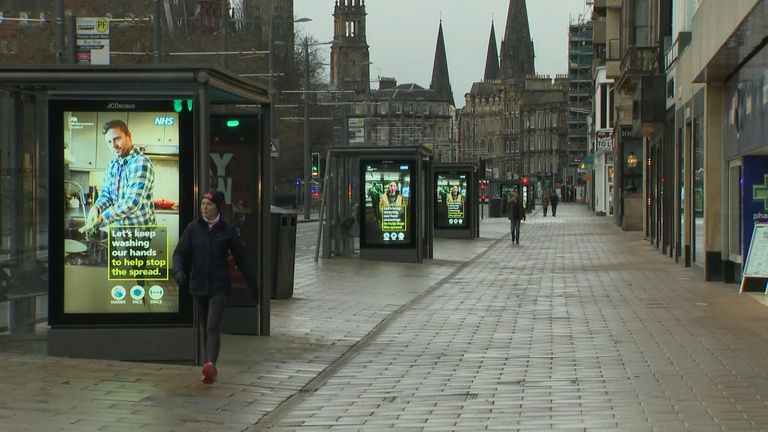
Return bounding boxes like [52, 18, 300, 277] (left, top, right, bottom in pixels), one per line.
[567, 12, 593, 200]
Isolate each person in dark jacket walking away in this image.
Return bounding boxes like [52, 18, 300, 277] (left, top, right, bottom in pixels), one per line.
[541, 193, 549, 217]
[173, 190, 255, 384]
[508, 193, 526, 243]
[550, 191, 560, 217]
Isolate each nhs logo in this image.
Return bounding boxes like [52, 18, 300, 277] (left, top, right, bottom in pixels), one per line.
[154, 116, 175, 126]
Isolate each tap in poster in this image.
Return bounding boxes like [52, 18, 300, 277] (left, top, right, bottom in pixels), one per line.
[435, 172, 469, 229]
[360, 160, 413, 247]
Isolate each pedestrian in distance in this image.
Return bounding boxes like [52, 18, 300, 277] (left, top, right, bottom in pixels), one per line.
[541, 193, 549, 217]
[550, 191, 560, 217]
[507, 192, 526, 244]
[172, 190, 256, 384]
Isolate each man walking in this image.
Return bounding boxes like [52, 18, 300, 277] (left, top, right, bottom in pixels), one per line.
[550, 191, 559, 217]
[508, 192, 526, 244]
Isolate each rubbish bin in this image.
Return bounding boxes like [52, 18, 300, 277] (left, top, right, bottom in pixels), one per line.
[270, 206, 297, 299]
[489, 197, 503, 218]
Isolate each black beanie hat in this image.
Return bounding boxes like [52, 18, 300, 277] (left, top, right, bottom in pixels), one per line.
[203, 190, 225, 212]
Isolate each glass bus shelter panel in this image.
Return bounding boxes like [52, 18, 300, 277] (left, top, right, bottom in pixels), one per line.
[322, 155, 361, 259]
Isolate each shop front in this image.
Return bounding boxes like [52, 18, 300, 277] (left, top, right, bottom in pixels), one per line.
[721, 46, 768, 286]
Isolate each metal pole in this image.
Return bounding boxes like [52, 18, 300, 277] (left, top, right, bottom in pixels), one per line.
[220, 0, 228, 67]
[66, 12, 76, 64]
[55, 0, 64, 63]
[268, 16, 275, 204]
[303, 37, 311, 220]
[552, 140, 555, 192]
[152, 0, 161, 64]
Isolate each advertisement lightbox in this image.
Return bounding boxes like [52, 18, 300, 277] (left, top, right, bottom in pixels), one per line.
[435, 172, 469, 229]
[360, 159, 414, 247]
[50, 99, 194, 326]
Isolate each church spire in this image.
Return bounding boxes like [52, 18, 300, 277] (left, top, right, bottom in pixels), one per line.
[483, 21, 500, 81]
[499, 0, 535, 85]
[430, 20, 454, 106]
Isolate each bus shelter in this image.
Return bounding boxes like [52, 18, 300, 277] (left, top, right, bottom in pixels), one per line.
[318, 146, 433, 263]
[487, 178, 536, 217]
[433, 163, 480, 239]
[0, 65, 273, 363]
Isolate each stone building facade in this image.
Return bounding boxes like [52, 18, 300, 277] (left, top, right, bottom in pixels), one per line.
[329, 1, 455, 161]
[458, 0, 568, 184]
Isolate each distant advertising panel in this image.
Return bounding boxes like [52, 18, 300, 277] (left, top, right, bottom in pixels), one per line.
[435, 172, 469, 229]
[51, 99, 193, 326]
[360, 160, 413, 247]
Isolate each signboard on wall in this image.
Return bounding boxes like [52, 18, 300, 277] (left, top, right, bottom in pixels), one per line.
[348, 118, 365, 145]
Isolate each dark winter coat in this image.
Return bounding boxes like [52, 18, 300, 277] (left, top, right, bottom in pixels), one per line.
[507, 198, 526, 222]
[172, 217, 255, 297]
[549, 193, 559, 207]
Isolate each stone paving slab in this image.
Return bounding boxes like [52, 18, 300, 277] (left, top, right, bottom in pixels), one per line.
[262, 205, 768, 431]
[2, 205, 768, 431]
[0, 209, 511, 431]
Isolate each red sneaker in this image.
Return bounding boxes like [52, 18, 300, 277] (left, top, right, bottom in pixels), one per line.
[201, 362, 217, 384]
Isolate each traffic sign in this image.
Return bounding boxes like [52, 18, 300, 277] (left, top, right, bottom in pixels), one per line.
[270, 138, 279, 158]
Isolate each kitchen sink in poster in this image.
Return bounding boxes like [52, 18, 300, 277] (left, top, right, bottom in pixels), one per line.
[62, 105, 180, 314]
[360, 160, 413, 247]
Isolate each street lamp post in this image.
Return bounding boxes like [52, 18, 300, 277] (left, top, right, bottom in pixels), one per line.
[303, 37, 311, 221]
[268, 17, 276, 204]
[267, 17, 312, 207]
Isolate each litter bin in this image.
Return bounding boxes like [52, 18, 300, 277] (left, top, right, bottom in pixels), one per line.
[489, 197, 503, 218]
[270, 206, 297, 299]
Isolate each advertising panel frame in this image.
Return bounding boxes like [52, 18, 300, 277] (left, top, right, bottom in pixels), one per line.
[49, 97, 195, 328]
[359, 158, 416, 249]
[433, 163, 478, 239]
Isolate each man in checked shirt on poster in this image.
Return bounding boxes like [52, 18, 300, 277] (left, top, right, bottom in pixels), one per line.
[84, 119, 156, 230]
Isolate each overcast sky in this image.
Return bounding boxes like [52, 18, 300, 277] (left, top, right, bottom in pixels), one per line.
[294, 0, 591, 108]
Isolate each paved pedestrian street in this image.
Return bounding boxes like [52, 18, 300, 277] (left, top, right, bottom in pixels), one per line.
[263, 206, 768, 431]
[1, 205, 768, 431]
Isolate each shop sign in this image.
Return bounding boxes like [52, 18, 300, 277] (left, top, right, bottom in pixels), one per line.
[596, 129, 613, 152]
[742, 156, 768, 260]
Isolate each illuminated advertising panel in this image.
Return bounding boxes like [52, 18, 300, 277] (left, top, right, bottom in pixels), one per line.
[210, 115, 261, 303]
[360, 159, 413, 247]
[435, 172, 469, 229]
[50, 99, 193, 326]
